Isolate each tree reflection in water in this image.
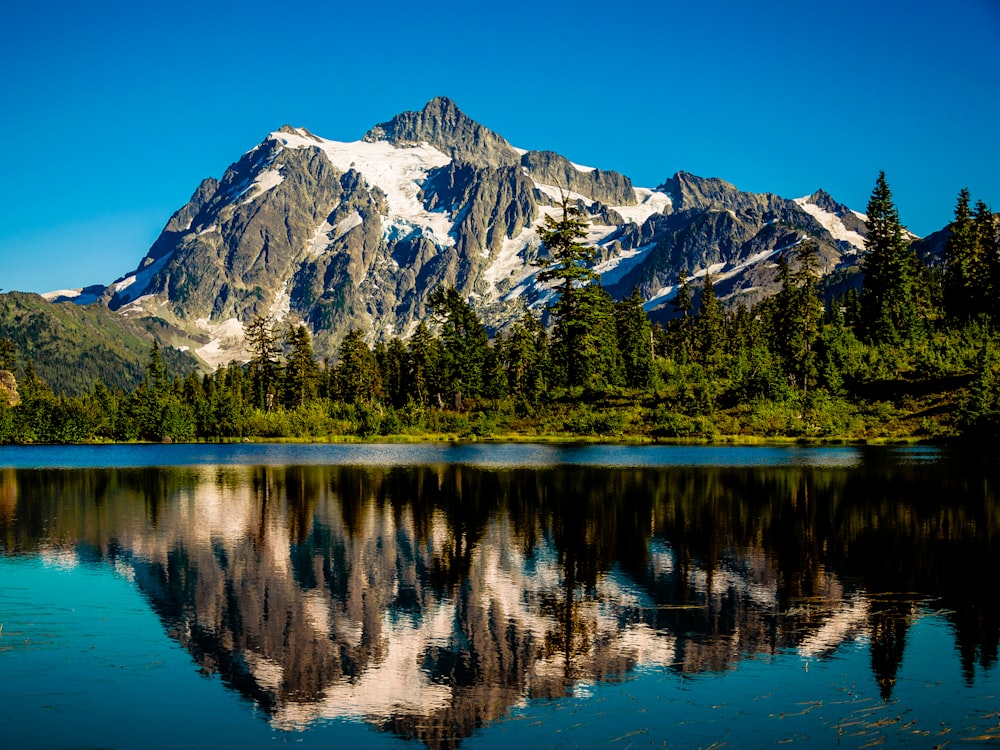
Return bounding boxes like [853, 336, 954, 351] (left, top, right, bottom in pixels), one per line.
[1, 453, 998, 747]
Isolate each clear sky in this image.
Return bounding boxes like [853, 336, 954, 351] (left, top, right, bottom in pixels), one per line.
[1, 0, 997, 294]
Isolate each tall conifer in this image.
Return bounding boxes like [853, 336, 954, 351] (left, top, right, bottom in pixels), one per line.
[860, 172, 921, 343]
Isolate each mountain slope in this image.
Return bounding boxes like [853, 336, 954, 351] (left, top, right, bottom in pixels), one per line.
[0, 292, 197, 396]
[47, 97, 880, 365]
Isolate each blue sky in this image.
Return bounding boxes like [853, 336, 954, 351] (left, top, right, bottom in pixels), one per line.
[1, 0, 997, 294]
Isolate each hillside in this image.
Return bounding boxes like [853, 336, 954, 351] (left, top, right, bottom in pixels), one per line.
[0, 292, 197, 396]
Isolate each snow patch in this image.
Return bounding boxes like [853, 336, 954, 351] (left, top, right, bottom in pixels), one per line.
[194, 317, 247, 368]
[595, 243, 657, 286]
[610, 189, 672, 226]
[115, 294, 159, 318]
[794, 196, 866, 249]
[239, 168, 284, 205]
[42, 288, 81, 301]
[643, 243, 800, 312]
[334, 211, 364, 240]
[269, 279, 291, 322]
[535, 182, 590, 205]
[306, 220, 333, 258]
[272, 130, 454, 248]
[484, 225, 538, 296]
[111, 249, 175, 304]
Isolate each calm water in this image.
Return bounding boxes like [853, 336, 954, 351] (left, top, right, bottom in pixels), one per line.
[1, 443, 999, 749]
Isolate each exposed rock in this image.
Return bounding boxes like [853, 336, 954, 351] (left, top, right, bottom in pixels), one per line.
[521, 150, 637, 206]
[0, 370, 18, 406]
[364, 96, 520, 169]
[52, 98, 891, 367]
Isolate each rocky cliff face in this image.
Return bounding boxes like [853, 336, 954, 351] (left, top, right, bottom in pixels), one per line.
[0, 370, 18, 406]
[50, 97, 876, 365]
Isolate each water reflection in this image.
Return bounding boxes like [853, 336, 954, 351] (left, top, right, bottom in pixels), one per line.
[1, 455, 998, 747]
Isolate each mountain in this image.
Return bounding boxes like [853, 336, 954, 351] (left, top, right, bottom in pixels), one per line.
[0, 292, 197, 396]
[45, 96, 879, 366]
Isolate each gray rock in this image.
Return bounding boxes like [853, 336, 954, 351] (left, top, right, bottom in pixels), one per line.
[365, 96, 521, 169]
[61, 98, 893, 366]
[521, 150, 637, 206]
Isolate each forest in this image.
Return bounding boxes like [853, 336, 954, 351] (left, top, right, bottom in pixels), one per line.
[1, 173, 998, 444]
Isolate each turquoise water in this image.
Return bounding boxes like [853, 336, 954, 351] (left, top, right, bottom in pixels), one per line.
[0, 441, 943, 469]
[1, 445, 998, 748]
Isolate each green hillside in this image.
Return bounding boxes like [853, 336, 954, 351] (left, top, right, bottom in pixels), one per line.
[0, 292, 198, 396]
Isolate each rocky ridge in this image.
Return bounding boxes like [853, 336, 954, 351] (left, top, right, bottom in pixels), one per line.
[46, 96, 876, 365]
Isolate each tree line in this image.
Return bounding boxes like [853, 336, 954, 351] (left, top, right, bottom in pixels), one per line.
[1, 173, 998, 443]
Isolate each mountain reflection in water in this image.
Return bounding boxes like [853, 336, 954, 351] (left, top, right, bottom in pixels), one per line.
[1, 455, 998, 747]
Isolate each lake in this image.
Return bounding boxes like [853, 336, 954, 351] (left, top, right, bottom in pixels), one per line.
[1, 443, 998, 748]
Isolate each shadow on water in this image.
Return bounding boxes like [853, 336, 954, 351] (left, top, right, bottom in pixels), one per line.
[1, 446, 998, 747]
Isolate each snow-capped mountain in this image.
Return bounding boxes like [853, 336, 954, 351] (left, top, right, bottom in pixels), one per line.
[47, 97, 874, 366]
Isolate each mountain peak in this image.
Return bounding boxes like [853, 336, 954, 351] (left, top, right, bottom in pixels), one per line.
[803, 188, 839, 212]
[363, 97, 520, 168]
[662, 171, 742, 211]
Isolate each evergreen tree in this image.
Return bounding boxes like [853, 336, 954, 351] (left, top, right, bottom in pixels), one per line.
[144, 341, 168, 394]
[406, 321, 441, 407]
[614, 288, 655, 389]
[973, 199, 999, 321]
[428, 286, 489, 407]
[860, 172, 921, 343]
[694, 272, 724, 366]
[245, 314, 282, 411]
[957, 340, 1000, 439]
[183, 372, 212, 438]
[121, 343, 170, 441]
[334, 329, 380, 404]
[89, 381, 119, 440]
[943, 188, 988, 321]
[773, 243, 822, 391]
[502, 312, 548, 406]
[213, 364, 247, 438]
[12, 361, 55, 443]
[0, 338, 16, 372]
[480, 341, 508, 401]
[283, 324, 320, 408]
[669, 270, 695, 363]
[375, 338, 408, 408]
[534, 196, 599, 388]
[570, 284, 623, 392]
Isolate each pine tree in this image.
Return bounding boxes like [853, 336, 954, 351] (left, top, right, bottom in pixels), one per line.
[534, 196, 599, 388]
[245, 314, 282, 411]
[773, 243, 822, 391]
[334, 329, 380, 404]
[973, 199, 999, 321]
[213, 364, 247, 438]
[428, 286, 489, 408]
[283, 324, 320, 408]
[121, 343, 171, 441]
[406, 321, 441, 407]
[571, 284, 623, 392]
[695, 272, 724, 366]
[0, 338, 16, 372]
[502, 312, 548, 406]
[614, 288, 655, 389]
[13, 360, 55, 443]
[375, 338, 408, 408]
[943, 188, 988, 321]
[860, 172, 921, 343]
